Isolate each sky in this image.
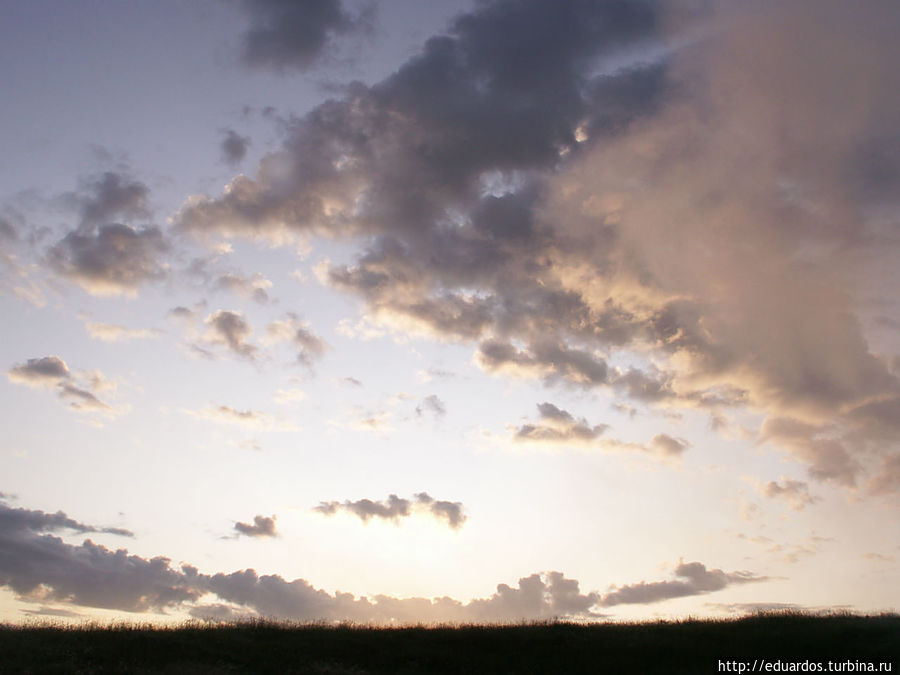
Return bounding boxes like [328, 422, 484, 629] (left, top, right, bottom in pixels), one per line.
[1, 0, 899, 625]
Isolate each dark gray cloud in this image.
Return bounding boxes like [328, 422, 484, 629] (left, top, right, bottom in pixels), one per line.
[513, 402, 608, 443]
[599, 561, 767, 607]
[220, 129, 251, 165]
[234, 514, 277, 538]
[314, 492, 466, 530]
[234, 0, 372, 72]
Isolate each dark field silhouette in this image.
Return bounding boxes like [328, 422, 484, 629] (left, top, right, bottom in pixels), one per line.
[1, 612, 897, 674]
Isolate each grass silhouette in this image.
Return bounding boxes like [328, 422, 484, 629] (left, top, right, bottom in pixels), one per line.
[0, 612, 897, 673]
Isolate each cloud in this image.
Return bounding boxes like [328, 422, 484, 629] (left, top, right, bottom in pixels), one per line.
[0, 501, 133, 538]
[185, 405, 275, 430]
[476, 340, 610, 387]
[760, 478, 819, 511]
[0, 500, 198, 613]
[84, 321, 160, 343]
[46, 172, 168, 297]
[234, 515, 277, 538]
[214, 272, 272, 304]
[173, 0, 900, 491]
[415, 394, 446, 420]
[265, 313, 327, 366]
[7, 356, 70, 387]
[220, 129, 251, 165]
[203, 310, 258, 359]
[7, 356, 119, 416]
[510, 403, 691, 462]
[314, 492, 466, 530]
[648, 434, 690, 458]
[598, 561, 768, 607]
[233, 0, 372, 72]
[1, 497, 768, 621]
[513, 402, 608, 443]
[72, 172, 149, 228]
[412, 492, 466, 530]
[47, 223, 169, 297]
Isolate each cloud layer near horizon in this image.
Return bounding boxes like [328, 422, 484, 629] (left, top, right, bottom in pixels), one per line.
[0, 499, 765, 622]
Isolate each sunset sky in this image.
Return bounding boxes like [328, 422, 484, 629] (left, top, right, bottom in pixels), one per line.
[1, 0, 899, 624]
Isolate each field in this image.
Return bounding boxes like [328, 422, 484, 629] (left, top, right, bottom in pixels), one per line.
[1, 613, 897, 674]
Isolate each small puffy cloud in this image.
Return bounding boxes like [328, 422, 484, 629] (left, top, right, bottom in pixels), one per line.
[265, 313, 327, 366]
[84, 321, 159, 343]
[234, 515, 277, 538]
[47, 223, 169, 297]
[351, 412, 392, 432]
[760, 478, 819, 511]
[44, 172, 166, 297]
[214, 272, 272, 304]
[235, 0, 371, 72]
[314, 492, 467, 530]
[203, 310, 257, 359]
[648, 434, 690, 458]
[413, 492, 466, 530]
[7, 356, 120, 417]
[167, 305, 200, 321]
[513, 402, 608, 444]
[220, 129, 251, 166]
[7, 356, 70, 388]
[415, 394, 446, 420]
[598, 561, 768, 607]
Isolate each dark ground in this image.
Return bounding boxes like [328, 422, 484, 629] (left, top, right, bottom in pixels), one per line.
[0, 613, 897, 674]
